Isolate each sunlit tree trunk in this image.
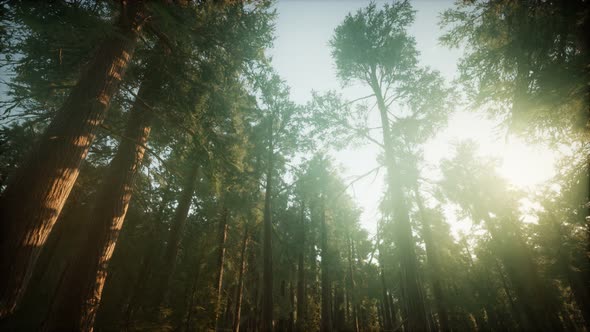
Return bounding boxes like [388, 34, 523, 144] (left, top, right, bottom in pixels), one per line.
[0, 2, 146, 317]
[369, 69, 430, 331]
[42, 64, 158, 331]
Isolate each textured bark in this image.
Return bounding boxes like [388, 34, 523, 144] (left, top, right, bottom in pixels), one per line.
[232, 226, 249, 332]
[214, 207, 229, 329]
[414, 188, 450, 332]
[296, 202, 306, 332]
[42, 61, 158, 331]
[0, 2, 145, 317]
[370, 71, 429, 331]
[261, 119, 274, 331]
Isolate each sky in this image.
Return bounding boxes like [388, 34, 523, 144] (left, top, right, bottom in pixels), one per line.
[269, 0, 557, 235]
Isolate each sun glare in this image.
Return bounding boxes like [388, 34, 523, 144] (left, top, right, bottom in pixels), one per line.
[499, 137, 556, 189]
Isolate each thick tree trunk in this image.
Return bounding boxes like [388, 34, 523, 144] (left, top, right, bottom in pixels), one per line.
[232, 225, 249, 332]
[155, 163, 200, 307]
[214, 207, 229, 329]
[262, 120, 274, 331]
[41, 65, 157, 331]
[296, 202, 306, 332]
[370, 72, 430, 331]
[0, 2, 145, 317]
[414, 188, 450, 332]
[319, 196, 332, 332]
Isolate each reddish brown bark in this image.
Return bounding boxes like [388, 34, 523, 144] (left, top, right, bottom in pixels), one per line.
[0, 2, 146, 317]
[42, 65, 157, 331]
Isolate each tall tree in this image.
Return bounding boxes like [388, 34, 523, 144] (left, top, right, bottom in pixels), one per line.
[0, 2, 146, 316]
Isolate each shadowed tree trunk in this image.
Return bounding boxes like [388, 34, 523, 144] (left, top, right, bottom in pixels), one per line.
[154, 162, 200, 307]
[346, 234, 359, 332]
[370, 70, 430, 332]
[296, 202, 306, 332]
[320, 196, 332, 332]
[232, 225, 249, 332]
[487, 218, 563, 331]
[41, 61, 159, 331]
[185, 256, 204, 332]
[414, 187, 450, 332]
[262, 118, 274, 331]
[214, 207, 229, 329]
[334, 284, 345, 331]
[380, 268, 393, 332]
[0, 2, 146, 317]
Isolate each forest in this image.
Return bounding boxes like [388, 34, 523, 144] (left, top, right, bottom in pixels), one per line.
[0, 0, 588, 331]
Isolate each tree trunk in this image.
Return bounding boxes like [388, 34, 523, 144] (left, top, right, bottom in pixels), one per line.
[289, 281, 295, 332]
[185, 258, 203, 332]
[214, 207, 229, 329]
[41, 63, 157, 331]
[380, 269, 393, 331]
[155, 162, 200, 307]
[370, 72, 430, 332]
[0, 2, 145, 317]
[346, 234, 359, 332]
[262, 119, 274, 331]
[334, 284, 345, 331]
[487, 219, 563, 331]
[414, 188, 450, 332]
[232, 225, 249, 332]
[296, 202, 306, 332]
[320, 196, 332, 332]
[124, 192, 171, 327]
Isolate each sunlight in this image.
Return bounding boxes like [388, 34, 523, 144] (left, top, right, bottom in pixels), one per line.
[498, 137, 556, 189]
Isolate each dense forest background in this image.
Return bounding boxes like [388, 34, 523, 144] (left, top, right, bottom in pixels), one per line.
[0, 0, 588, 331]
